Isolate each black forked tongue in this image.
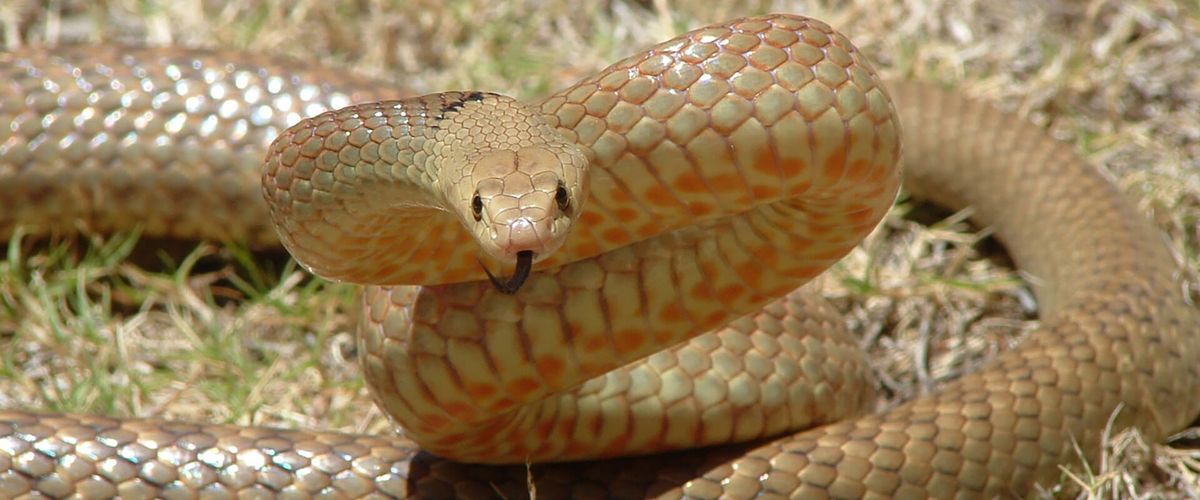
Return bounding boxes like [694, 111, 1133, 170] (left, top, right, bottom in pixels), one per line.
[482, 250, 534, 294]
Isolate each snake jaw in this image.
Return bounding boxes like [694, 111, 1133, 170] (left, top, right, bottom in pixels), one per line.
[481, 250, 534, 294]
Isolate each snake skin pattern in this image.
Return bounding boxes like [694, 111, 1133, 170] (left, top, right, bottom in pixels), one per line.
[1, 14, 1197, 499]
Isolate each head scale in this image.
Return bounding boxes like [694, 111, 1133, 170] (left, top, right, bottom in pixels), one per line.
[435, 93, 589, 292]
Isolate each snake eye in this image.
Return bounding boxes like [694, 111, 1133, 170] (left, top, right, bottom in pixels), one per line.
[471, 192, 483, 221]
[555, 181, 570, 213]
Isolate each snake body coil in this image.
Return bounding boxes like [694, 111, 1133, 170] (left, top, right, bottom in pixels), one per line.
[1, 14, 1198, 499]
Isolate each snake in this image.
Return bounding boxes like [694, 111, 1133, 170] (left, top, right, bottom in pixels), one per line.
[1, 13, 1197, 499]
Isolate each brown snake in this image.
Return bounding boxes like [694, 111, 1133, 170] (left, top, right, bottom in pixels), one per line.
[1, 13, 1198, 499]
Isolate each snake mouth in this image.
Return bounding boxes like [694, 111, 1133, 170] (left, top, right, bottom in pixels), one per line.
[481, 250, 534, 294]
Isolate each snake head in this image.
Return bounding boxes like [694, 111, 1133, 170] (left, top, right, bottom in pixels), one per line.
[461, 145, 589, 275]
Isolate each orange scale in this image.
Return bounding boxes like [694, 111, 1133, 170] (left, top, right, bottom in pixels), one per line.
[786, 180, 813, 196]
[462, 425, 502, 447]
[533, 255, 564, 273]
[536, 356, 566, 385]
[847, 206, 877, 223]
[653, 330, 678, 345]
[555, 419, 576, 440]
[398, 268, 427, 284]
[715, 284, 744, 302]
[614, 330, 646, 354]
[643, 184, 678, 207]
[579, 362, 608, 376]
[574, 240, 603, 258]
[707, 173, 743, 192]
[467, 382, 497, 399]
[458, 250, 480, 266]
[689, 283, 715, 300]
[601, 227, 629, 245]
[373, 262, 403, 281]
[703, 310, 728, 326]
[491, 398, 517, 412]
[506, 377, 541, 399]
[432, 432, 466, 447]
[536, 420, 556, 440]
[406, 243, 438, 262]
[752, 246, 784, 264]
[419, 413, 450, 430]
[614, 207, 640, 222]
[579, 210, 605, 226]
[582, 335, 608, 353]
[602, 434, 631, 457]
[751, 185, 780, 199]
[810, 225, 838, 238]
[636, 223, 661, 239]
[672, 172, 709, 193]
[689, 201, 715, 216]
[752, 150, 778, 176]
[788, 265, 825, 278]
[821, 149, 848, 179]
[779, 157, 808, 177]
[441, 402, 476, 421]
[659, 302, 686, 322]
[735, 263, 764, 285]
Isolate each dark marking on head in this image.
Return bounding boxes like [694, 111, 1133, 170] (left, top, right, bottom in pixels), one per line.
[440, 91, 496, 115]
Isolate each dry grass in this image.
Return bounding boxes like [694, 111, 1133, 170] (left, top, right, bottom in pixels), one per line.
[1, 0, 1198, 497]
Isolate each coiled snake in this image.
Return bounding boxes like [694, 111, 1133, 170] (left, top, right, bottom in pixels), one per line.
[1, 13, 1198, 499]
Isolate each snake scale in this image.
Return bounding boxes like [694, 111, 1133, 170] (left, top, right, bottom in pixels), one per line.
[1, 13, 1198, 499]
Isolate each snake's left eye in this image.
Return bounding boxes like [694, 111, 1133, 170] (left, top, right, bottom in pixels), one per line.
[555, 181, 570, 213]
[472, 192, 483, 221]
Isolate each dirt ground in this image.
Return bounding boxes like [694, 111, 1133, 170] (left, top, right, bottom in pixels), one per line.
[1, 0, 1198, 496]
